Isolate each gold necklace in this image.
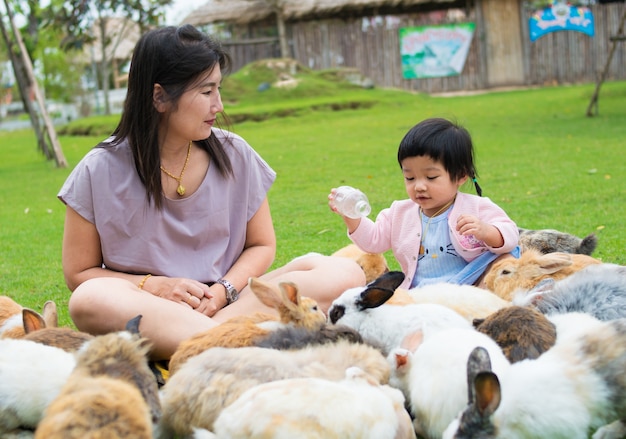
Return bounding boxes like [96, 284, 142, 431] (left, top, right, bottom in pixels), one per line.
[160, 141, 192, 196]
[419, 198, 455, 255]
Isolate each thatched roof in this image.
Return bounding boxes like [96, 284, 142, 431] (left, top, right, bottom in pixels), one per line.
[182, 0, 458, 26]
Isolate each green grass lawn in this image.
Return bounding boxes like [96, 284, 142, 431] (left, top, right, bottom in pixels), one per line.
[1, 71, 625, 327]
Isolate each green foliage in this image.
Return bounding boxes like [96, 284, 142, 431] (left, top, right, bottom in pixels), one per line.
[2, 74, 625, 328]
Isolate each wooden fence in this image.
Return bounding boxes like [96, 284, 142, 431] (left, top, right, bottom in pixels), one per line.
[220, 2, 626, 94]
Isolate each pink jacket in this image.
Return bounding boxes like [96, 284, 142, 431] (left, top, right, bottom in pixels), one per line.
[349, 192, 519, 289]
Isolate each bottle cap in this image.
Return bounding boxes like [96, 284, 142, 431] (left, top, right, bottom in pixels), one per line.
[354, 200, 371, 217]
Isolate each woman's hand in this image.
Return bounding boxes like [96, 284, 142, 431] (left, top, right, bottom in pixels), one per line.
[142, 275, 214, 312]
[194, 283, 229, 317]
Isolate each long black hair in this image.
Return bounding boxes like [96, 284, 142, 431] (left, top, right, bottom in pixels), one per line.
[397, 117, 482, 196]
[111, 24, 234, 208]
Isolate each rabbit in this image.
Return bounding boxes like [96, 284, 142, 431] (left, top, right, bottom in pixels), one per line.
[513, 263, 626, 321]
[332, 243, 390, 283]
[328, 271, 471, 355]
[210, 366, 416, 439]
[517, 227, 598, 255]
[0, 297, 57, 339]
[0, 338, 76, 433]
[34, 315, 160, 438]
[157, 338, 390, 437]
[472, 305, 557, 363]
[482, 248, 602, 301]
[388, 283, 511, 323]
[22, 327, 94, 352]
[387, 327, 510, 439]
[168, 276, 327, 374]
[254, 322, 365, 349]
[443, 313, 626, 439]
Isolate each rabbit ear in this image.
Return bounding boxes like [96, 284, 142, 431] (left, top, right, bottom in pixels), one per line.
[248, 277, 287, 309]
[354, 272, 405, 310]
[536, 252, 574, 274]
[467, 346, 493, 403]
[474, 372, 501, 417]
[42, 300, 58, 327]
[369, 271, 405, 289]
[125, 314, 143, 335]
[22, 308, 47, 334]
[400, 329, 424, 353]
[278, 282, 301, 312]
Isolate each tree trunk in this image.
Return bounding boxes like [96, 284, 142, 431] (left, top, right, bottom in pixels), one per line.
[98, 17, 111, 115]
[1, 0, 68, 167]
[276, 12, 289, 58]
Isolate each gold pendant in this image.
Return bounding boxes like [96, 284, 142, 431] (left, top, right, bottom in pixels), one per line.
[419, 244, 424, 255]
[177, 185, 185, 196]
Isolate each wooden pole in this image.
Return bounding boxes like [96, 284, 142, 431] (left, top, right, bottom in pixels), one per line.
[586, 5, 626, 117]
[2, 0, 68, 167]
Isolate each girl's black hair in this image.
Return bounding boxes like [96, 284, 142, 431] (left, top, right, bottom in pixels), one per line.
[110, 24, 234, 209]
[397, 117, 482, 196]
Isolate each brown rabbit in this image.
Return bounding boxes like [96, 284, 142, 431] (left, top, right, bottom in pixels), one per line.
[473, 305, 556, 363]
[483, 248, 601, 301]
[168, 277, 327, 374]
[0, 297, 58, 339]
[332, 243, 389, 284]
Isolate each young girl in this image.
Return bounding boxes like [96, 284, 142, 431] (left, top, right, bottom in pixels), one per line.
[330, 117, 519, 289]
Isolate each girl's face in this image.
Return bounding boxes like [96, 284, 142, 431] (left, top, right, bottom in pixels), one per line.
[162, 65, 224, 144]
[401, 155, 467, 216]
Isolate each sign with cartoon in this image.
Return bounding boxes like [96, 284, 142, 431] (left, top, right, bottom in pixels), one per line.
[529, 1, 595, 41]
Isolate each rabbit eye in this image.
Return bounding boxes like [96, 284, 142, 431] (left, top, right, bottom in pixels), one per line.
[328, 305, 345, 324]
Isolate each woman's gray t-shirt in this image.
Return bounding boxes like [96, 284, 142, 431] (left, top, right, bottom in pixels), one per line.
[58, 128, 276, 283]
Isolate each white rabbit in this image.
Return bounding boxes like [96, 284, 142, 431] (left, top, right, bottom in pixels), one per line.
[443, 313, 626, 439]
[389, 282, 511, 323]
[328, 271, 471, 354]
[211, 367, 416, 439]
[388, 327, 509, 439]
[0, 338, 76, 433]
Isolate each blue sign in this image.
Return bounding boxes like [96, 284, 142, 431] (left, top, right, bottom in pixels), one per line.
[529, 2, 594, 42]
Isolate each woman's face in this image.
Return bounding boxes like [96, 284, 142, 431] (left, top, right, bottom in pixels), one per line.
[165, 65, 224, 143]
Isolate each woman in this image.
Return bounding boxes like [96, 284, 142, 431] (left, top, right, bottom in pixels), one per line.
[59, 24, 364, 360]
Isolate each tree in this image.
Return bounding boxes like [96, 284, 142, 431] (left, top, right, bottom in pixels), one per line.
[43, 0, 173, 115]
[0, 0, 68, 166]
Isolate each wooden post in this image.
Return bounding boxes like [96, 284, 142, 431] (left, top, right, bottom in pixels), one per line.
[1, 0, 68, 167]
[586, 5, 626, 117]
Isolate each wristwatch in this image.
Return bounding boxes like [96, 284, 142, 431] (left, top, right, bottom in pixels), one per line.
[217, 278, 239, 304]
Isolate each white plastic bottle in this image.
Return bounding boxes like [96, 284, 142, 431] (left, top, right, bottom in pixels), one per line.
[330, 186, 371, 219]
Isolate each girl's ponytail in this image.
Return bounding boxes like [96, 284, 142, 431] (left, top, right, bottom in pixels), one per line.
[472, 176, 482, 197]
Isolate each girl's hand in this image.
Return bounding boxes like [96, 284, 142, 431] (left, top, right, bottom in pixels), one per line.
[328, 188, 340, 214]
[456, 214, 504, 248]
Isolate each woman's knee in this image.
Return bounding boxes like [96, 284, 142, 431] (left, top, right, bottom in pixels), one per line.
[68, 278, 131, 332]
